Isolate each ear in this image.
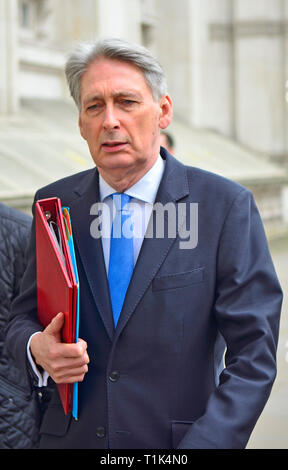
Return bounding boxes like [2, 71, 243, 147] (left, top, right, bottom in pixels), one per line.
[159, 95, 173, 130]
[78, 115, 86, 140]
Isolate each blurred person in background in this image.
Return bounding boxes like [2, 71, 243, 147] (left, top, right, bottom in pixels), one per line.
[160, 131, 175, 154]
[0, 203, 50, 448]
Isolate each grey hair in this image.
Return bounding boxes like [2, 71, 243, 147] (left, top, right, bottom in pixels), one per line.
[65, 38, 168, 110]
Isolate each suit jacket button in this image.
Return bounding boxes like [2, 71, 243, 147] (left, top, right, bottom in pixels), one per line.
[96, 426, 106, 438]
[109, 371, 120, 382]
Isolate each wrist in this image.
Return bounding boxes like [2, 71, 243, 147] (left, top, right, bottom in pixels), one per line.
[29, 331, 43, 366]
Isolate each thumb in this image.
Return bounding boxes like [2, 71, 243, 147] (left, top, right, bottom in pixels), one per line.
[45, 312, 65, 337]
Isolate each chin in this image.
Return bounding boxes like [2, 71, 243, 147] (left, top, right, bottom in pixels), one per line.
[101, 153, 138, 168]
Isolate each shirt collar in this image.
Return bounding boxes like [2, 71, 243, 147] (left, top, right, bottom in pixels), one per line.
[99, 154, 165, 204]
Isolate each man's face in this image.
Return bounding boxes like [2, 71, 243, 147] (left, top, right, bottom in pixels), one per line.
[78, 58, 172, 187]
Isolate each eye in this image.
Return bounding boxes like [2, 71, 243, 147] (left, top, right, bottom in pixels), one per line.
[87, 103, 103, 112]
[121, 99, 136, 106]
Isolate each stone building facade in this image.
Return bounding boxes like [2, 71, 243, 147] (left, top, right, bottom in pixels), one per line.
[1, 0, 287, 236]
[1, 0, 288, 163]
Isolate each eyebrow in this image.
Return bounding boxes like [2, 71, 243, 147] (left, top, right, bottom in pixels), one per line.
[83, 90, 142, 107]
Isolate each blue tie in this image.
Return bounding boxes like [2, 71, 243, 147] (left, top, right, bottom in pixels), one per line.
[108, 193, 134, 326]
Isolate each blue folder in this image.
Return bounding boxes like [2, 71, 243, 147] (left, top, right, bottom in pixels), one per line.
[62, 207, 80, 420]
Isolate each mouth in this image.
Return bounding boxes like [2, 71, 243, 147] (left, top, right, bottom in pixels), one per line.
[101, 141, 128, 153]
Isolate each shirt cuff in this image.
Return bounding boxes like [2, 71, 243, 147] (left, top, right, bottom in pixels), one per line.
[27, 332, 50, 387]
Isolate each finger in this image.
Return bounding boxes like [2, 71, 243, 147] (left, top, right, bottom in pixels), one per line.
[53, 364, 89, 384]
[51, 352, 89, 371]
[45, 312, 65, 336]
[77, 338, 88, 353]
[53, 341, 88, 359]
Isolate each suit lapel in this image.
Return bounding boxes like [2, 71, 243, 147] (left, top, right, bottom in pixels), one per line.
[69, 169, 115, 341]
[115, 152, 190, 337]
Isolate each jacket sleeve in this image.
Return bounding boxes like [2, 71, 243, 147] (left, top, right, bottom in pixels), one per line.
[12, 213, 32, 301]
[5, 193, 43, 380]
[178, 188, 283, 449]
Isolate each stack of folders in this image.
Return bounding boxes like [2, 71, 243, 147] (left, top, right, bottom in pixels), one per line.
[35, 197, 80, 420]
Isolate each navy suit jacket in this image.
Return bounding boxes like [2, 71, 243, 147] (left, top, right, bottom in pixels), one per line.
[6, 148, 282, 449]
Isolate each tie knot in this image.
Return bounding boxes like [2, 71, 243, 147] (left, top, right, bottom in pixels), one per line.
[111, 193, 131, 211]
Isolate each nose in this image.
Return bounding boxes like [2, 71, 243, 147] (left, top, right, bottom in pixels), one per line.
[103, 104, 120, 131]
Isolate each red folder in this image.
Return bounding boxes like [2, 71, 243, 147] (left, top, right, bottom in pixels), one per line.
[35, 197, 78, 415]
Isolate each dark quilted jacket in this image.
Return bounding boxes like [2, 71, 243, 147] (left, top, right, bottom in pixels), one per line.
[0, 203, 47, 448]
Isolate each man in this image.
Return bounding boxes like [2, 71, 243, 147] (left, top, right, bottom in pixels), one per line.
[6, 38, 282, 449]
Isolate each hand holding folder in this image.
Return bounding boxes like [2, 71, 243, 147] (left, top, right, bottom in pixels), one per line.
[35, 197, 81, 419]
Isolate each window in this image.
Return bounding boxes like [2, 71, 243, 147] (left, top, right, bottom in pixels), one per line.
[19, 0, 33, 30]
[18, 0, 51, 41]
[141, 23, 154, 48]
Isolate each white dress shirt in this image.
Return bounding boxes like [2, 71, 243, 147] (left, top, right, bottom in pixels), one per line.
[99, 154, 165, 270]
[27, 154, 165, 386]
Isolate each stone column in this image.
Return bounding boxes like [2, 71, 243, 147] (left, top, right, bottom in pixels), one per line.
[188, 0, 234, 135]
[0, 0, 18, 114]
[284, 0, 288, 162]
[154, 0, 193, 124]
[233, 0, 286, 160]
[155, 0, 234, 135]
